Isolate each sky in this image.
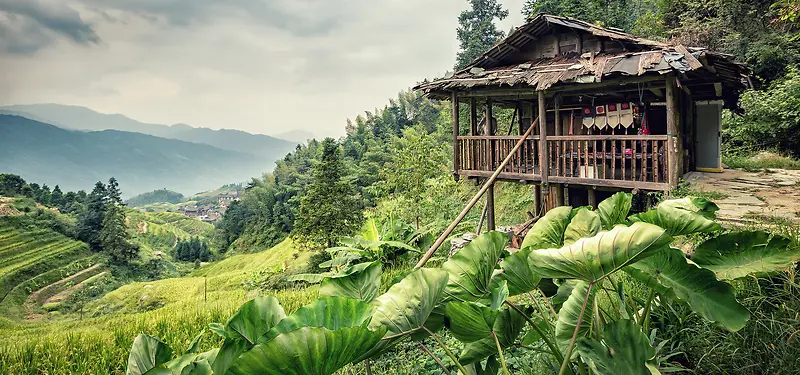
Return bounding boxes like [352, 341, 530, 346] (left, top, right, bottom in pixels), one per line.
[0, 0, 527, 138]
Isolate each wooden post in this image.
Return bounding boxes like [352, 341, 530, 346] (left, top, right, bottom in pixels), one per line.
[486, 182, 496, 231]
[470, 97, 478, 136]
[554, 94, 564, 206]
[486, 98, 496, 169]
[665, 76, 682, 189]
[538, 91, 549, 190]
[533, 184, 542, 215]
[452, 91, 461, 180]
[587, 187, 597, 209]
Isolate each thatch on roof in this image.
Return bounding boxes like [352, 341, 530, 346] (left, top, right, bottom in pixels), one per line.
[415, 14, 751, 102]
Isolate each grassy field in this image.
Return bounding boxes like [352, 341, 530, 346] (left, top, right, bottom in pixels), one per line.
[0, 220, 96, 319]
[0, 238, 317, 375]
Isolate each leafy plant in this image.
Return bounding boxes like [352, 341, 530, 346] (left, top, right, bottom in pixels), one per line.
[126, 193, 800, 375]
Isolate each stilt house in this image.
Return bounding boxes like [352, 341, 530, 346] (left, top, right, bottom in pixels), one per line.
[414, 14, 751, 229]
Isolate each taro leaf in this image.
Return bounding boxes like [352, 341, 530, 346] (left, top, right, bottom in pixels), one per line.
[159, 349, 217, 375]
[552, 280, 578, 310]
[659, 197, 719, 219]
[490, 246, 542, 296]
[208, 323, 226, 339]
[369, 268, 448, 343]
[555, 281, 596, 356]
[577, 319, 655, 375]
[442, 231, 507, 302]
[287, 272, 336, 284]
[224, 296, 286, 345]
[528, 222, 671, 283]
[227, 326, 386, 375]
[625, 247, 749, 331]
[475, 356, 500, 375]
[410, 304, 446, 342]
[126, 334, 173, 375]
[490, 281, 508, 310]
[521, 206, 572, 250]
[210, 338, 247, 375]
[445, 302, 499, 342]
[563, 209, 602, 245]
[629, 200, 721, 237]
[691, 231, 798, 280]
[319, 261, 382, 302]
[260, 296, 373, 343]
[597, 192, 633, 230]
[459, 307, 526, 365]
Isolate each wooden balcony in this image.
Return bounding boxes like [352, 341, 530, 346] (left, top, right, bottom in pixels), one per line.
[456, 135, 672, 191]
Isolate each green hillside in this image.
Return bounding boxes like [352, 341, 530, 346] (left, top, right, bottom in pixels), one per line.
[125, 189, 184, 208]
[0, 115, 292, 197]
[127, 210, 215, 259]
[0, 219, 99, 319]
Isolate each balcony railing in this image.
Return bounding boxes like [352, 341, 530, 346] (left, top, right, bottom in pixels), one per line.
[456, 135, 671, 190]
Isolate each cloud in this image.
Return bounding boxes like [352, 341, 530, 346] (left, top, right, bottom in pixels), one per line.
[0, 0, 99, 53]
[0, 0, 528, 138]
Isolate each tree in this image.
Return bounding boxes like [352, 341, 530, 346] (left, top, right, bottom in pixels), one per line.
[292, 138, 363, 248]
[0, 174, 26, 196]
[77, 181, 108, 251]
[386, 125, 450, 229]
[455, 0, 509, 69]
[99, 177, 138, 264]
[50, 185, 64, 209]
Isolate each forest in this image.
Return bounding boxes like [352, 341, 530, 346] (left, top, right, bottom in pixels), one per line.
[1, 0, 799, 374]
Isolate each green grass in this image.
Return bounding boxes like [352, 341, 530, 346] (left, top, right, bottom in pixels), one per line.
[723, 151, 800, 171]
[126, 210, 215, 261]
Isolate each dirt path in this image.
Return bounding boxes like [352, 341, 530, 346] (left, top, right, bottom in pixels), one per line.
[685, 169, 800, 224]
[27, 264, 102, 304]
[137, 221, 148, 234]
[43, 271, 107, 305]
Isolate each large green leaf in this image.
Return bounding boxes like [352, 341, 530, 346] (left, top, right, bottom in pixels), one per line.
[442, 231, 507, 302]
[629, 198, 722, 236]
[528, 222, 671, 283]
[210, 339, 247, 375]
[261, 296, 373, 342]
[597, 192, 633, 230]
[577, 320, 655, 375]
[227, 326, 386, 375]
[563, 209, 602, 245]
[126, 334, 173, 375]
[458, 307, 526, 365]
[522, 206, 572, 250]
[490, 247, 542, 296]
[319, 261, 382, 302]
[369, 268, 448, 342]
[224, 296, 286, 344]
[555, 281, 596, 356]
[445, 301, 498, 342]
[625, 247, 749, 331]
[659, 197, 719, 219]
[691, 231, 798, 280]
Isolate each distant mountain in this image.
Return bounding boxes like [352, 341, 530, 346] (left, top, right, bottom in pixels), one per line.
[273, 129, 316, 143]
[0, 115, 291, 197]
[0, 104, 300, 157]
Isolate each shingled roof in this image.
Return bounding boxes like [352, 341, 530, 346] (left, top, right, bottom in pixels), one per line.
[415, 14, 750, 100]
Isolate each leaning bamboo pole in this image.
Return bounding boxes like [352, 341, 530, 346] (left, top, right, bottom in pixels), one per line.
[414, 116, 541, 269]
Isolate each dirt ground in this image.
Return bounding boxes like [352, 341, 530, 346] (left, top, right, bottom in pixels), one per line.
[685, 169, 800, 224]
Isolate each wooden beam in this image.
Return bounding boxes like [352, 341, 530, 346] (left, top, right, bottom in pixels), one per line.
[665, 75, 682, 189]
[485, 97, 493, 136]
[554, 94, 564, 206]
[414, 116, 541, 269]
[649, 88, 664, 98]
[452, 91, 461, 180]
[470, 97, 478, 135]
[522, 32, 538, 40]
[533, 184, 542, 215]
[486, 182, 496, 230]
[538, 91, 549, 188]
[587, 187, 597, 209]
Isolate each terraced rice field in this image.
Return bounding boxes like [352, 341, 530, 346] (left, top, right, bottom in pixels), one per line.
[128, 210, 214, 253]
[0, 224, 92, 306]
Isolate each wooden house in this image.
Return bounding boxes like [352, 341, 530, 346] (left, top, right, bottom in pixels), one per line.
[414, 14, 751, 230]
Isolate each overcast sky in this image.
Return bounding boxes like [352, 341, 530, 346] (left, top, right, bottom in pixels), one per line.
[0, 0, 527, 138]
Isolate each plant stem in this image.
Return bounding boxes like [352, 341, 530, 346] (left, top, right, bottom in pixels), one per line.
[418, 342, 451, 375]
[642, 289, 656, 331]
[505, 301, 565, 366]
[491, 331, 511, 375]
[558, 282, 594, 375]
[365, 359, 373, 375]
[537, 288, 559, 317]
[422, 326, 470, 375]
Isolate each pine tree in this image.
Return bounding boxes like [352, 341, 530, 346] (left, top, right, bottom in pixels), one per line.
[50, 185, 64, 209]
[77, 181, 107, 251]
[99, 177, 138, 264]
[455, 0, 509, 69]
[292, 138, 363, 248]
